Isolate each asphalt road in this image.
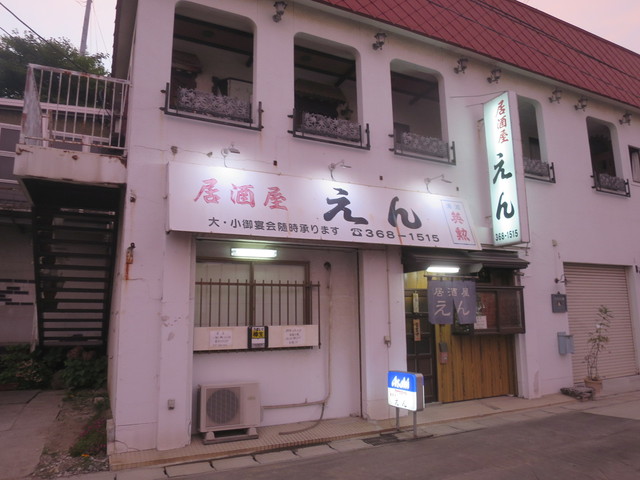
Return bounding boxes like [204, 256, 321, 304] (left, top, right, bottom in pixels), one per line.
[185, 411, 640, 479]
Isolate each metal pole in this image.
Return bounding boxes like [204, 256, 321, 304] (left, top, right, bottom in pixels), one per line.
[80, 0, 93, 55]
[413, 411, 417, 438]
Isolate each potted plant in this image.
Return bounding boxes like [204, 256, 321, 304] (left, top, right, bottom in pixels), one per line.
[583, 305, 612, 394]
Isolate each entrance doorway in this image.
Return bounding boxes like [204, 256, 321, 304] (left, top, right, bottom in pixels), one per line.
[404, 272, 437, 403]
[404, 267, 521, 404]
[404, 289, 437, 403]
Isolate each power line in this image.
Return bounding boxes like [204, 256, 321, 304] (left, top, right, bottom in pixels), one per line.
[90, 0, 110, 57]
[0, 1, 89, 72]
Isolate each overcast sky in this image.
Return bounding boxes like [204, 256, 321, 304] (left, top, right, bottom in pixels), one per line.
[520, 0, 640, 53]
[1, 0, 639, 58]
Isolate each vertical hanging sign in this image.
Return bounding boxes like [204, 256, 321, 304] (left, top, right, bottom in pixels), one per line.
[483, 91, 529, 246]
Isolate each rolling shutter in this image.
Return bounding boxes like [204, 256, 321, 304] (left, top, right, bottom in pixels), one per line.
[565, 263, 638, 383]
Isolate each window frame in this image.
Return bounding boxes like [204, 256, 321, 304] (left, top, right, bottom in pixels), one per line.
[389, 64, 453, 164]
[289, 36, 370, 149]
[586, 117, 630, 196]
[194, 258, 313, 328]
[518, 97, 555, 183]
[162, 12, 263, 130]
[630, 146, 640, 183]
[476, 286, 525, 334]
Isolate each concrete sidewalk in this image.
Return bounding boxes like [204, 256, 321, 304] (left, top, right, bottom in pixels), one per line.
[2, 381, 640, 480]
[0, 389, 64, 480]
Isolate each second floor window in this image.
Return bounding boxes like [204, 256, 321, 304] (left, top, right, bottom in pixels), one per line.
[630, 146, 640, 183]
[290, 35, 367, 147]
[587, 118, 616, 177]
[0, 124, 20, 182]
[587, 117, 628, 195]
[165, 8, 257, 128]
[390, 62, 450, 163]
[518, 97, 554, 182]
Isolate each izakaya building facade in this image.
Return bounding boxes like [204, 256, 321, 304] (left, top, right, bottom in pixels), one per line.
[10, 0, 640, 453]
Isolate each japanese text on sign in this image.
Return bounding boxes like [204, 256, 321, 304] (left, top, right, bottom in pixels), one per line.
[483, 91, 526, 246]
[428, 279, 476, 325]
[168, 163, 481, 250]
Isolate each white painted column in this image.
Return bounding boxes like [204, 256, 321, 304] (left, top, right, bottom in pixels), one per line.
[156, 231, 194, 450]
[358, 247, 406, 420]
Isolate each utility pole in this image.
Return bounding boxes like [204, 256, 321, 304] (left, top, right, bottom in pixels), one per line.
[79, 0, 93, 55]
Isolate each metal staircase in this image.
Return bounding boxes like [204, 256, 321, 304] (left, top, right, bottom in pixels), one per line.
[32, 205, 118, 347]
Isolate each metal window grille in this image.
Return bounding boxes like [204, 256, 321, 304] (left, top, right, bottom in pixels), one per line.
[195, 279, 320, 327]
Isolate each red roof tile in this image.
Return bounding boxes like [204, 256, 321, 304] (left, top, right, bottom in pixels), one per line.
[312, 0, 640, 109]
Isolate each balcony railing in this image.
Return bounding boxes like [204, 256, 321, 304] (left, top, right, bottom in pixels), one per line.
[592, 172, 630, 197]
[161, 84, 263, 131]
[390, 131, 455, 164]
[21, 64, 129, 155]
[524, 157, 556, 183]
[288, 110, 370, 150]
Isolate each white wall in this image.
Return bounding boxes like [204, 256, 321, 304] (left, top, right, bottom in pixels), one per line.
[110, 0, 640, 451]
[192, 242, 360, 427]
[0, 225, 35, 345]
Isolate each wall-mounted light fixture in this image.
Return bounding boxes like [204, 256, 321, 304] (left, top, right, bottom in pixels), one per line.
[221, 143, 240, 166]
[231, 248, 278, 259]
[487, 68, 501, 84]
[554, 274, 567, 284]
[574, 96, 588, 111]
[454, 57, 468, 74]
[548, 88, 562, 103]
[620, 112, 632, 125]
[426, 265, 460, 274]
[329, 159, 351, 180]
[272, 1, 287, 22]
[372, 32, 387, 51]
[424, 174, 451, 193]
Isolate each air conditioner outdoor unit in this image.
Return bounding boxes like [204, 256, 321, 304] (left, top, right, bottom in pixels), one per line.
[198, 383, 260, 444]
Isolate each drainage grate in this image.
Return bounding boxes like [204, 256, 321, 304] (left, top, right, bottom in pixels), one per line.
[362, 434, 400, 446]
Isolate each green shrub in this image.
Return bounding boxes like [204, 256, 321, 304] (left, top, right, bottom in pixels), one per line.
[60, 347, 107, 391]
[0, 345, 51, 389]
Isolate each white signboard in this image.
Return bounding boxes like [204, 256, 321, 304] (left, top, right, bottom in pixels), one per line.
[483, 91, 529, 246]
[167, 163, 480, 250]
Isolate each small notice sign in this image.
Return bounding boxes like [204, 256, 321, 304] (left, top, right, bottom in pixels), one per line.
[249, 326, 268, 349]
[475, 315, 488, 330]
[209, 329, 233, 347]
[284, 327, 305, 346]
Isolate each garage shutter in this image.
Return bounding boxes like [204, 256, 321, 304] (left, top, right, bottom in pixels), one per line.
[565, 263, 638, 383]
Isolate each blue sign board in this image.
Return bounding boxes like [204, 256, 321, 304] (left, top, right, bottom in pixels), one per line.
[387, 371, 424, 411]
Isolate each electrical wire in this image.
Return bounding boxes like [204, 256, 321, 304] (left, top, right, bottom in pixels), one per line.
[90, 0, 110, 57]
[0, 1, 92, 72]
